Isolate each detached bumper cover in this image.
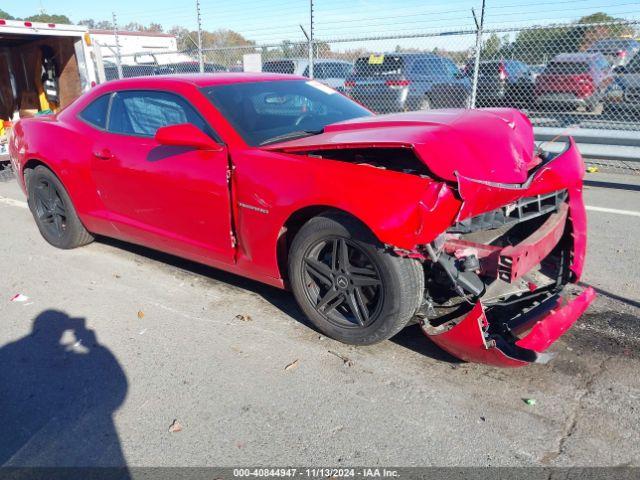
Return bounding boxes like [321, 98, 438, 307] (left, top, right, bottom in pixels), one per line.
[423, 287, 595, 367]
[422, 286, 595, 367]
[421, 139, 594, 367]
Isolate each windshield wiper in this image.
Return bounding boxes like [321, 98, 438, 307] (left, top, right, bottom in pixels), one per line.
[259, 129, 323, 146]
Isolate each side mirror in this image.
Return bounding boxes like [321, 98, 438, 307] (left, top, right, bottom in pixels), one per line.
[155, 123, 223, 151]
[613, 65, 627, 74]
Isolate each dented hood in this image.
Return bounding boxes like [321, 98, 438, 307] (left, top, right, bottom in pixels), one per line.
[263, 108, 536, 184]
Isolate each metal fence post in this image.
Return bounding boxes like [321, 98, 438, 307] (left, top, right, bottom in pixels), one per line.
[469, 0, 486, 109]
[308, 0, 314, 79]
[196, 0, 204, 73]
[112, 12, 123, 80]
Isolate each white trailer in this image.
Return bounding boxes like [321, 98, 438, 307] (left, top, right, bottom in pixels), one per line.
[0, 18, 96, 122]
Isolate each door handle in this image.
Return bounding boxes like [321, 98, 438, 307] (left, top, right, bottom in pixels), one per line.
[93, 149, 114, 160]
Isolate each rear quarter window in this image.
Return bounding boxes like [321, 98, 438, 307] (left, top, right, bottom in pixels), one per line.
[79, 94, 111, 129]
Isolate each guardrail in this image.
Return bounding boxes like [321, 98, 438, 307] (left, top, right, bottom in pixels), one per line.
[534, 127, 640, 165]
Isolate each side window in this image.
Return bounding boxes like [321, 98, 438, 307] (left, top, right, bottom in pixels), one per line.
[107, 90, 212, 138]
[410, 58, 446, 77]
[79, 94, 111, 129]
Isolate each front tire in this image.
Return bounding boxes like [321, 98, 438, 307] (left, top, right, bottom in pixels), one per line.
[288, 213, 424, 345]
[27, 166, 94, 249]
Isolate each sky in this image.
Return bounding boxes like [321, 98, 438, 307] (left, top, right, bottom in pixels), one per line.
[3, 0, 639, 50]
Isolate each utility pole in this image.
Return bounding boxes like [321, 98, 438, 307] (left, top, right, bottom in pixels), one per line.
[112, 11, 123, 79]
[308, 0, 314, 79]
[469, 0, 486, 109]
[196, 0, 204, 73]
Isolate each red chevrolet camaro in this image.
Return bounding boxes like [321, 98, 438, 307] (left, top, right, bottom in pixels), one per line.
[9, 73, 595, 367]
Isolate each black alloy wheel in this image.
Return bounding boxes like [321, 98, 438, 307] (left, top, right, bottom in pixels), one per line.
[27, 166, 94, 249]
[302, 236, 384, 328]
[32, 178, 67, 239]
[288, 213, 424, 345]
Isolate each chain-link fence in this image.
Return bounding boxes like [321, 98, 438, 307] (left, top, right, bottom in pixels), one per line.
[101, 19, 640, 129]
[98, 16, 640, 171]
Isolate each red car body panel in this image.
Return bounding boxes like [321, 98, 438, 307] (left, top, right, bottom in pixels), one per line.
[264, 108, 536, 184]
[9, 74, 594, 366]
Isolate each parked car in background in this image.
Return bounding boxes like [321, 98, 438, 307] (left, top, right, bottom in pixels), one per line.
[262, 58, 352, 90]
[586, 38, 640, 67]
[534, 53, 612, 111]
[464, 59, 535, 107]
[605, 52, 640, 115]
[344, 53, 470, 113]
[160, 62, 227, 74]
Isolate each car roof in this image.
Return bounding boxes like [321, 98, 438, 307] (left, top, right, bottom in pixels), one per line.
[96, 72, 308, 90]
[551, 53, 604, 62]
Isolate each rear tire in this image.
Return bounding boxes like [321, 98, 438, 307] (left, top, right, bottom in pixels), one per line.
[288, 213, 424, 345]
[26, 166, 94, 249]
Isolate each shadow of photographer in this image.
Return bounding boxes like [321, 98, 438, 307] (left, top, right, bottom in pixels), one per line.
[0, 309, 129, 474]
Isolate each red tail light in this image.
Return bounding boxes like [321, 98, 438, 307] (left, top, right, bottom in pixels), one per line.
[385, 79, 410, 89]
[344, 80, 356, 88]
[575, 74, 595, 97]
[498, 62, 508, 81]
[0, 19, 6, 25]
[24, 21, 32, 27]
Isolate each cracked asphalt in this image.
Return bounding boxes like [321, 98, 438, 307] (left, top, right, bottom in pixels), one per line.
[0, 171, 639, 467]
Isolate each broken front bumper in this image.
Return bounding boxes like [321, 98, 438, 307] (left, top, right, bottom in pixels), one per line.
[422, 286, 595, 367]
[420, 139, 595, 367]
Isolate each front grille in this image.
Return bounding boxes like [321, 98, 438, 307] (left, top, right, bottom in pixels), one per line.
[449, 190, 568, 234]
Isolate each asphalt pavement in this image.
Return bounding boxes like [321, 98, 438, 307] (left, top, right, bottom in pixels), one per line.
[0, 171, 638, 468]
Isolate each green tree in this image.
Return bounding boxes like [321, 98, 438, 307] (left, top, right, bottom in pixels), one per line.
[25, 13, 72, 24]
[0, 8, 14, 19]
[481, 33, 502, 60]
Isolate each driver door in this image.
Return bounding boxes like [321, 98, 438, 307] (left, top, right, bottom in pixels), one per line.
[90, 90, 234, 265]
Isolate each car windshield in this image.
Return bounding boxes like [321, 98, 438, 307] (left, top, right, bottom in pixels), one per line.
[202, 80, 372, 146]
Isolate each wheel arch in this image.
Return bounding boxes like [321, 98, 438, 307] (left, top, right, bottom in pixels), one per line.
[276, 204, 381, 286]
[22, 158, 64, 193]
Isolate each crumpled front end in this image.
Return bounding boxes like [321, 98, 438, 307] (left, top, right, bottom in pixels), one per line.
[418, 138, 595, 367]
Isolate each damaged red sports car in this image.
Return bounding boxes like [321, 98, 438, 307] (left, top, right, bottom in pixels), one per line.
[9, 73, 595, 367]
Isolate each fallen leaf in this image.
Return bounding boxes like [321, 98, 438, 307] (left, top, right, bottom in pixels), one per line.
[10, 293, 29, 303]
[235, 314, 252, 321]
[168, 419, 182, 433]
[284, 359, 299, 371]
[523, 398, 537, 406]
[328, 350, 354, 367]
[137, 311, 145, 319]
